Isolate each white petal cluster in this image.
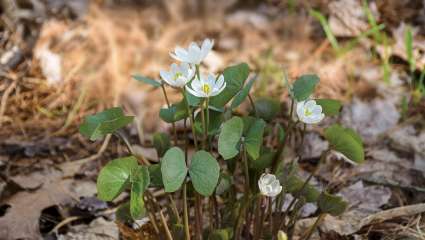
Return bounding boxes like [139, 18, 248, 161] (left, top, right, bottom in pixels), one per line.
[186, 74, 226, 98]
[296, 100, 325, 124]
[160, 63, 195, 88]
[258, 173, 282, 197]
[161, 38, 225, 97]
[170, 39, 214, 65]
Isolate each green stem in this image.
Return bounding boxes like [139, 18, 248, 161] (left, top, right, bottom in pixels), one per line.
[235, 145, 251, 239]
[280, 149, 330, 230]
[303, 213, 326, 240]
[268, 198, 273, 234]
[168, 195, 182, 224]
[181, 89, 199, 149]
[242, 145, 250, 193]
[114, 131, 133, 155]
[195, 192, 203, 240]
[161, 84, 178, 146]
[183, 183, 191, 240]
[248, 94, 257, 117]
[252, 196, 262, 239]
[201, 99, 208, 149]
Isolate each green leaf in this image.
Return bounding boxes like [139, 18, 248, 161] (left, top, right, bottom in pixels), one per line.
[315, 99, 342, 116]
[253, 98, 281, 121]
[132, 74, 162, 87]
[153, 132, 171, 157]
[318, 192, 348, 216]
[277, 124, 285, 144]
[194, 109, 224, 136]
[189, 150, 220, 196]
[210, 63, 250, 108]
[130, 166, 150, 219]
[404, 25, 415, 73]
[159, 100, 189, 123]
[215, 174, 232, 195]
[185, 90, 201, 107]
[161, 147, 187, 192]
[284, 175, 320, 202]
[291, 74, 320, 101]
[309, 10, 340, 54]
[244, 118, 266, 160]
[230, 76, 256, 109]
[277, 163, 320, 202]
[324, 124, 364, 163]
[208, 228, 232, 240]
[79, 107, 134, 141]
[248, 147, 275, 170]
[218, 117, 244, 160]
[97, 156, 138, 201]
[148, 164, 163, 187]
[116, 202, 132, 223]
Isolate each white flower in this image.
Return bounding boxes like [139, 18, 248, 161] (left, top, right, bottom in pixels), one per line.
[186, 73, 226, 98]
[296, 100, 325, 124]
[170, 39, 214, 65]
[258, 173, 282, 197]
[160, 63, 195, 88]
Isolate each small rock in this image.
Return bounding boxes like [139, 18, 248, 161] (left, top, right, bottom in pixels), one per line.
[35, 45, 62, 85]
[338, 181, 391, 214]
[341, 98, 400, 143]
[301, 132, 329, 159]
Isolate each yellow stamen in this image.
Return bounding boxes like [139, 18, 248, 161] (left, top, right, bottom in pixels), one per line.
[202, 84, 211, 94]
[304, 108, 312, 116]
[173, 72, 183, 80]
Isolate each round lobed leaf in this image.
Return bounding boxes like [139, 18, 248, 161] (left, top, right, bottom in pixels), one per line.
[218, 116, 244, 160]
[129, 165, 150, 219]
[324, 124, 364, 163]
[315, 99, 342, 116]
[189, 150, 220, 196]
[161, 147, 187, 192]
[318, 192, 348, 216]
[96, 156, 138, 201]
[291, 74, 320, 101]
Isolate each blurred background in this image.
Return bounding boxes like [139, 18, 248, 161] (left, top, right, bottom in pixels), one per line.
[0, 0, 424, 239]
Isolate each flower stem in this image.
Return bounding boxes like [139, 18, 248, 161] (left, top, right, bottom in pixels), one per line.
[242, 145, 250, 193]
[183, 183, 191, 240]
[159, 209, 174, 240]
[235, 145, 251, 239]
[201, 99, 207, 149]
[248, 94, 257, 117]
[161, 84, 178, 146]
[181, 89, 199, 149]
[280, 149, 330, 231]
[195, 193, 203, 240]
[113, 131, 133, 155]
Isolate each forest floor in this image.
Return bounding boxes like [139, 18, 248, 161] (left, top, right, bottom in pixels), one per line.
[0, 0, 424, 239]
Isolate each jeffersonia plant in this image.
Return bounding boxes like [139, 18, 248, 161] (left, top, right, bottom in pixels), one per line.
[79, 38, 365, 240]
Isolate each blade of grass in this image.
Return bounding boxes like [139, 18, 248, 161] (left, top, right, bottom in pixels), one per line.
[309, 9, 341, 55]
[362, 0, 382, 43]
[405, 25, 415, 74]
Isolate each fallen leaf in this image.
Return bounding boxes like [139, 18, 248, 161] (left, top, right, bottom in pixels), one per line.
[57, 217, 119, 240]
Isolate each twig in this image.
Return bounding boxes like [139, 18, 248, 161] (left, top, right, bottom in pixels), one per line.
[49, 216, 81, 234]
[0, 80, 16, 127]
